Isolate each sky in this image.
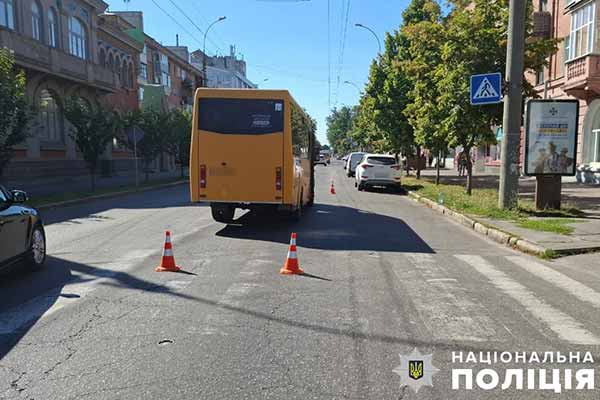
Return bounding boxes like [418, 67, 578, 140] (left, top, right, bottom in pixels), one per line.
[109, 0, 411, 145]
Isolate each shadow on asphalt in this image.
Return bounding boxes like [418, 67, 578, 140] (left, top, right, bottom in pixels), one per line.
[216, 203, 435, 254]
[0, 255, 200, 360]
[40, 184, 206, 226]
[0, 255, 512, 361]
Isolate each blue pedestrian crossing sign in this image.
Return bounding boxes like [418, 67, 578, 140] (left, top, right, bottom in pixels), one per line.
[470, 73, 502, 105]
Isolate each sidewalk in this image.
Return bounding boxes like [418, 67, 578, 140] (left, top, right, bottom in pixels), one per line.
[3, 169, 187, 199]
[414, 168, 600, 256]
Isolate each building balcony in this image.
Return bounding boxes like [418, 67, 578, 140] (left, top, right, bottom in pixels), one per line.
[0, 27, 119, 93]
[564, 55, 600, 98]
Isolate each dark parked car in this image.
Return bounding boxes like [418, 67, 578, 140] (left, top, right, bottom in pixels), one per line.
[0, 185, 46, 272]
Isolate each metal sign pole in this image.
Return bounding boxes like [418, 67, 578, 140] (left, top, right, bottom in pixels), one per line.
[134, 128, 139, 188]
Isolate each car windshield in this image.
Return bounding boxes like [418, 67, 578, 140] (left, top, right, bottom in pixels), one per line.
[367, 157, 396, 165]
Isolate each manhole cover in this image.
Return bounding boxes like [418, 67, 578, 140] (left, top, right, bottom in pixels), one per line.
[158, 339, 174, 346]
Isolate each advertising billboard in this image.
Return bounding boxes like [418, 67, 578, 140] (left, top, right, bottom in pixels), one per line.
[524, 100, 579, 176]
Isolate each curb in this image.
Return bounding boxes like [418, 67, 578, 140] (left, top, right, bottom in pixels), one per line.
[406, 190, 553, 258]
[36, 180, 189, 211]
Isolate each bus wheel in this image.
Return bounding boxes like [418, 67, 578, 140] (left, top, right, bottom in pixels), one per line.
[211, 204, 235, 223]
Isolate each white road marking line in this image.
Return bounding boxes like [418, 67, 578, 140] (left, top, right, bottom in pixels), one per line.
[0, 282, 95, 335]
[202, 281, 261, 336]
[5, 222, 216, 334]
[457, 255, 600, 345]
[396, 254, 497, 342]
[218, 283, 260, 307]
[0, 248, 199, 335]
[506, 256, 600, 308]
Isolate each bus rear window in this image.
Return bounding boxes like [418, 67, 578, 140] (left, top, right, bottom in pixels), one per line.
[198, 98, 284, 135]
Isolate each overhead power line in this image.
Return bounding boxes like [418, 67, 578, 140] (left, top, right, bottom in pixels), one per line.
[149, 0, 204, 48]
[166, 0, 224, 55]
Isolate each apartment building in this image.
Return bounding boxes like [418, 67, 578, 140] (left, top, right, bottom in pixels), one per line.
[529, 0, 600, 183]
[191, 45, 256, 89]
[0, 4, 203, 180]
[0, 0, 142, 179]
[115, 12, 203, 112]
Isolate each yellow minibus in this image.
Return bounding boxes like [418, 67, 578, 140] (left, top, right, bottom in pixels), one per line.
[190, 89, 316, 223]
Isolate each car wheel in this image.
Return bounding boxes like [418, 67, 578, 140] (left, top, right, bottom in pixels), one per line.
[26, 225, 46, 270]
[358, 183, 365, 191]
[211, 204, 235, 223]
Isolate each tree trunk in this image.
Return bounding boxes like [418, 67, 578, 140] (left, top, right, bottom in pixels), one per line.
[465, 150, 473, 195]
[436, 150, 441, 185]
[90, 167, 96, 192]
[416, 146, 422, 180]
[144, 160, 150, 183]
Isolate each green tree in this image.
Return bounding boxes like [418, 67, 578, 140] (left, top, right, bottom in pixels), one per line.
[0, 49, 31, 178]
[123, 109, 170, 182]
[356, 0, 442, 178]
[63, 99, 119, 191]
[404, 5, 448, 184]
[436, 0, 558, 194]
[326, 106, 356, 154]
[164, 109, 192, 178]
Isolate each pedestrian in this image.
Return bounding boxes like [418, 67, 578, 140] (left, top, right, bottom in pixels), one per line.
[457, 151, 467, 177]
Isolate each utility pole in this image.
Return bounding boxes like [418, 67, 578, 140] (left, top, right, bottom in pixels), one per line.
[499, 0, 526, 209]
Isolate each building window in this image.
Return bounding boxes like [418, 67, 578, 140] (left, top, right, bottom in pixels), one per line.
[48, 8, 58, 47]
[569, 2, 595, 60]
[31, 2, 42, 41]
[121, 62, 128, 88]
[68, 17, 87, 59]
[160, 53, 170, 88]
[536, 68, 545, 85]
[129, 64, 135, 88]
[153, 53, 161, 84]
[593, 129, 600, 162]
[99, 48, 106, 66]
[38, 90, 62, 143]
[139, 62, 148, 80]
[0, 0, 14, 29]
[539, 0, 548, 12]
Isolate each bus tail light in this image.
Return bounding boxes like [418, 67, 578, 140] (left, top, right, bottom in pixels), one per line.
[276, 167, 282, 191]
[200, 165, 207, 188]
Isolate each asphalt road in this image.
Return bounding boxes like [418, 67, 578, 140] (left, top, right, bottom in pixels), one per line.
[2, 162, 600, 399]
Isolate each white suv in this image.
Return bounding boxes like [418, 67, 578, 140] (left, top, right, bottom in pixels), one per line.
[355, 154, 402, 191]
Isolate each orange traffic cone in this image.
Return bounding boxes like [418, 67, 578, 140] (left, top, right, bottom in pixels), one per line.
[330, 180, 336, 195]
[280, 233, 304, 275]
[155, 230, 182, 272]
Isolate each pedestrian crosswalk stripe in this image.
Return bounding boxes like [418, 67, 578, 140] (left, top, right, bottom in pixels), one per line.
[398, 254, 497, 342]
[473, 77, 499, 99]
[506, 256, 600, 308]
[457, 255, 600, 345]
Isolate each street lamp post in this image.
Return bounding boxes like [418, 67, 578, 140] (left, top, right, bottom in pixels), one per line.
[203, 16, 226, 87]
[344, 80, 363, 95]
[355, 23, 381, 54]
